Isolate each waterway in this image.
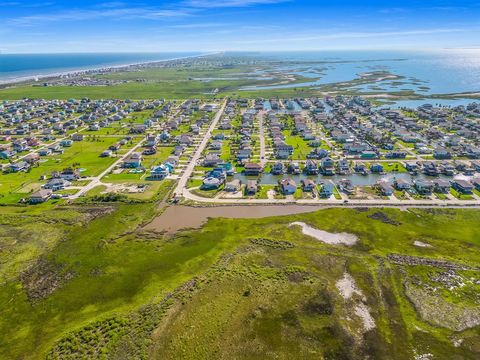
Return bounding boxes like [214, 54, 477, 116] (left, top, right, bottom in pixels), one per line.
[144, 204, 325, 234]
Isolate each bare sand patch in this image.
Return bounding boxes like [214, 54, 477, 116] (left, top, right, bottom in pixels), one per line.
[414, 240, 433, 248]
[355, 303, 376, 331]
[336, 272, 376, 332]
[336, 272, 364, 300]
[289, 222, 358, 246]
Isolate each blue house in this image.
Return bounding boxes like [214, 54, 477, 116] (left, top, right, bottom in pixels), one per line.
[149, 165, 169, 180]
[370, 163, 384, 173]
[0, 150, 15, 159]
[320, 180, 335, 198]
[453, 179, 474, 194]
[122, 152, 142, 168]
[60, 139, 73, 147]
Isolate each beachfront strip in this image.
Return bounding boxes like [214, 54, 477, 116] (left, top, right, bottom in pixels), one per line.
[1, 96, 480, 206]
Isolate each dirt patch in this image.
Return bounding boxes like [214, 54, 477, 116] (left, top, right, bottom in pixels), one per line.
[20, 258, 75, 302]
[102, 182, 148, 194]
[367, 211, 401, 226]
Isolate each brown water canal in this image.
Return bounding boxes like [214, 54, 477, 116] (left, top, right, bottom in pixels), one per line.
[144, 205, 325, 234]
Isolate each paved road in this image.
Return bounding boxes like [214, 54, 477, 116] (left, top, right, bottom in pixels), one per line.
[258, 110, 267, 166]
[181, 188, 480, 207]
[175, 100, 227, 197]
[16, 124, 88, 161]
[70, 139, 146, 199]
[70, 103, 187, 199]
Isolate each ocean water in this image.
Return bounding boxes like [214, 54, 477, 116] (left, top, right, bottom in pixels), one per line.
[241, 50, 480, 95]
[1, 51, 480, 107]
[0, 52, 202, 82]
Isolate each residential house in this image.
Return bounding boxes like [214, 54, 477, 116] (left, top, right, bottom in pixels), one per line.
[0, 150, 16, 159]
[10, 161, 29, 172]
[122, 152, 142, 168]
[244, 163, 263, 176]
[304, 160, 319, 175]
[434, 179, 451, 193]
[43, 178, 71, 191]
[245, 180, 258, 195]
[453, 179, 474, 194]
[202, 177, 222, 190]
[203, 153, 221, 167]
[433, 147, 452, 160]
[377, 181, 394, 196]
[24, 153, 40, 164]
[471, 178, 480, 191]
[225, 179, 241, 192]
[301, 179, 316, 192]
[279, 178, 297, 195]
[149, 165, 169, 180]
[370, 163, 384, 173]
[320, 157, 335, 175]
[29, 189, 52, 204]
[271, 162, 285, 175]
[38, 148, 52, 156]
[101, 149, 113, 157]
[394, 178, 411, 191]
[59, 168, 80, 181]
[72, 134, 84, 141]
[405, 162, 419, 173]
[337, 158, 351, 174]
[60, 139, 73, 147]
[415, 180, 434, 195]
[288, 162, 301, 175]
[319, 180, 335, 198]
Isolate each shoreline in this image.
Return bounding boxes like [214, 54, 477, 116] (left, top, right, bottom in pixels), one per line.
[0, 52, 218, 86]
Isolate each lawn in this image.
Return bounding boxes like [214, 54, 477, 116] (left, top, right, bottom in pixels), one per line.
[283, 130, 311, 160]
[254, 184, 275, 199]
[187, 178, 203, 189]
[434, 192, 448, 200]
[382, 162, 407, 173]
[394, 190, 408, 200]
[333, 186, 342, 200]
[450, 188, 474, 200]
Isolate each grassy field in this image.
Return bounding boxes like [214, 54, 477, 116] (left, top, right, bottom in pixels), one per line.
[0, 72, 315, 101]
[0, 63, 321, 100]
[0, 204, 479, 359]
[0, 136, 130, 204]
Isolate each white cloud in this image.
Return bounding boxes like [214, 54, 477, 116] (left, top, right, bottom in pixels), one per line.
[235, 28, 468, 45]
[183, 0, 288, 8]
[8, 6, 192, 26]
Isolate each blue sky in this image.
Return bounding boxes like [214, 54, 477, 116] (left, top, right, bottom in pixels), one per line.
[1, 0, 480, 53]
